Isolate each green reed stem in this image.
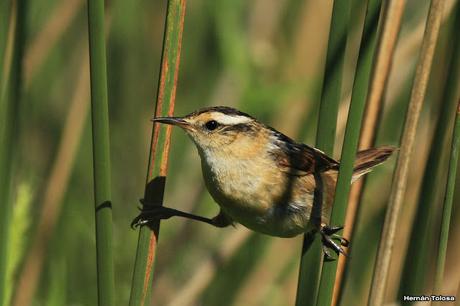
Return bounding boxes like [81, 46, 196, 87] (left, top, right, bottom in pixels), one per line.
[316, 0, 382, 305]
[433, 100, 460, 295]
[87, 0, 115, 305]
[295, 1, 351, 305]
[129, 1, 186, 305]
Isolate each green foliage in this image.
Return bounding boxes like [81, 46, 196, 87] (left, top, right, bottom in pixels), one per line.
[201, 234, 269, 306]
[0, 1, 26, 304]
[44, 259, 67, 306]
[4, 184, 32, 306]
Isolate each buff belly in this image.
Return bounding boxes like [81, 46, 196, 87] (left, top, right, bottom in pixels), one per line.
[200, 156, 315, 238]
[222, 202, 313, 238]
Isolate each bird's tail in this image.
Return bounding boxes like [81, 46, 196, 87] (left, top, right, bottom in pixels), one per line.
[351, 146, 397, 181]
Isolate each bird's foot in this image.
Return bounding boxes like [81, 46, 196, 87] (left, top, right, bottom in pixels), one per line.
[320, 224, 349, 261]
[131, 202, 173, 229]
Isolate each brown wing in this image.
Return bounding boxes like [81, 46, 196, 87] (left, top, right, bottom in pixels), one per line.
[269, 130, 339, 176]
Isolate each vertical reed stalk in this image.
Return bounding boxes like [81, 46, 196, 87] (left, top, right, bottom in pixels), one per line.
[317, 0, 383, 305]
[0, 1, 25, 304]
[295, 1, 351, 305]
[87, 0, 115, 305]
[400, 1, 460, 297]
[433, 100, 460, 296]
[333, 1, 384, 303]
[368, 0, 445, 304]
[129, 1, 186, 305]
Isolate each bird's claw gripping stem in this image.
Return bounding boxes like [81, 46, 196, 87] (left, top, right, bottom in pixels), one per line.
[131, 204, 175, 229]
[320, 225, 349, 261]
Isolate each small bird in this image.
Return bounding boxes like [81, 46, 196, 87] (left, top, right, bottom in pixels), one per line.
[132, 106, 395, 258]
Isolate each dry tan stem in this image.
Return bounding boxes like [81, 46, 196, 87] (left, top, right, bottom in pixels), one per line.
[368, 0, 445, 305]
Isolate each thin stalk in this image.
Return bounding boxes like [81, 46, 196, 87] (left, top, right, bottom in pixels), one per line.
[368, 0, 445, 305]
[0, 1, 25, 305]
[296, 1, 351, 305]
[433, 100, 460, 296]
[317, 0, 383, 305]
[86, 0, 115, 305]
[129, 1, 186, 305]
[399, 1, 460, 297]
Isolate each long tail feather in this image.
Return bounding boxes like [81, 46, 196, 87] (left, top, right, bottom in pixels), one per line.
[352, 146, 397, 181]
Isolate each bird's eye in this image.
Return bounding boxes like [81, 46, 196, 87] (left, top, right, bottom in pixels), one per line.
[205, 120, 219, 131]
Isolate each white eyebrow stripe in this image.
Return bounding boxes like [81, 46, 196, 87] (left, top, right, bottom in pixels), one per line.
[211, 112, 253, 125]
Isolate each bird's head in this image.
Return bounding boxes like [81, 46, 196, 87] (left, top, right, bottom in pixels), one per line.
[153, 106, 262, 155]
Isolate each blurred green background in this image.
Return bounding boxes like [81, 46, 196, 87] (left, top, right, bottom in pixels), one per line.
[3, 0, 459, 305]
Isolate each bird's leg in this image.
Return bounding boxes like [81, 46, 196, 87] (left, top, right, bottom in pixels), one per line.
[319, 224, 349, 260]
[131, 199, 232, 229]
[311, 170, 349, 260]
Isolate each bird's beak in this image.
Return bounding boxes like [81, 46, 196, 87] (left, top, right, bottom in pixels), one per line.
[152, 116, 190, 129]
